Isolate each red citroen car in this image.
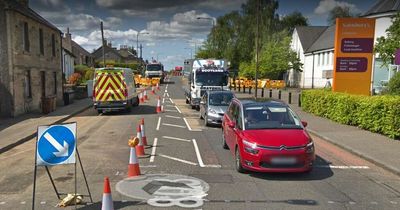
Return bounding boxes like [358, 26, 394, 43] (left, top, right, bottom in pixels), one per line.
[222, 98, 315, 173]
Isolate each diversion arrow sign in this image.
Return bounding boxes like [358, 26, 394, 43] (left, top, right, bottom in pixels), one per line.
[37, 123, 76, 166]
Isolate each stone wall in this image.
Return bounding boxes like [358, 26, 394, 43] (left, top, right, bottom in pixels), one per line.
[0, 1, 12, 117]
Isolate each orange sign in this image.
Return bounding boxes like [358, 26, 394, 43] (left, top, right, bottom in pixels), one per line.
[332, 18, 375, 95]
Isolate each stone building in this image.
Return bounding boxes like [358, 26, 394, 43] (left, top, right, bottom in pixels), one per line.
[62, 28, 75, 80]
[0, 0, 62, 117]
[72, 40, 94, 67]
[92, 42, 142, 66]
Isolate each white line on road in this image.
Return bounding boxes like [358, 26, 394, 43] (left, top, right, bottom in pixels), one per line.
[192, 139, 205, 167]
[166, 84, 169, 89]
[165, 115, 181, 119]
[156, 117, 161, 131]
[164, 104, 175, 107]
[315, 165, 370, 169]
[167, 93, 170, 97]
[165, 90, 168, 93]
[140, 165, 157, 168]
[159, 154, 198, 166]
[162, 97, 165, 104]
[162, 136, 191, 142]
[169, 98, 174, 104]
[149, 138, 158, 163]
[162, 123, 186, 128]
[164, 109, 178, 112]
[183, 117, 201, 131]
[175, 106, 182, 113]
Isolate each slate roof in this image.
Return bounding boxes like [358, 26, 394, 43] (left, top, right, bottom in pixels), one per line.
[305, 25, 336, 53]
[295, 26, 328, 51]
[4, 0, 60, 32]
[363, 0, 400, 16]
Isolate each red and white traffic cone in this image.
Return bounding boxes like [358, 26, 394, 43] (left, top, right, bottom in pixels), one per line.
[140, 118, 148, 146]
[156, 83, 160, 91]
[151, 86, 155, 95]
[161, 105, 164, 113]
[156, 96, 161, 113]
[128, 137, 141, 177]
[144, 90, 148, 100]
[135, 124, 146, 157]
[139, 92, 144, 103]
[101, 177, 114, 210]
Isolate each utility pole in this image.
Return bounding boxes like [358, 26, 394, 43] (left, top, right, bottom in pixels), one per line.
[100, 21, 105, 67]
[140, 44, 143, 59]
[255, 0, 260, 99]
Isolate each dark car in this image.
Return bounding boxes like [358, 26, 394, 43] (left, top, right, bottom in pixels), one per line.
[222, 98, 315, 173]
[199, 91, 235, 126]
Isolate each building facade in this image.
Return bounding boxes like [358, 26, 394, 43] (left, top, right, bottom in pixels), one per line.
[62, 28, 75, 80]
[72, 40, 94, 67]
[0, 0, 62, 117]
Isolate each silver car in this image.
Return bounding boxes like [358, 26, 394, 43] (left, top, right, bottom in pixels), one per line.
[199, 91, 235, 126]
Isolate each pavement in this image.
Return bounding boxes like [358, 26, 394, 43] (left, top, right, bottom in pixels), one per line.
[0, 98, 92, 154]
[232, 87, 400, 176]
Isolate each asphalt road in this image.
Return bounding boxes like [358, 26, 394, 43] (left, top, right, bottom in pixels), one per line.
[0, 76, 399, 210]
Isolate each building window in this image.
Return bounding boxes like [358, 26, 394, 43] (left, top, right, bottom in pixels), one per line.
[39, 28, 44, 55]
[23, 22, 29, 52]
[51, 34, 56, 57]
[24, 70, 32, 98]
[40, 71, 45, 98]
[53, 72, 57, 95]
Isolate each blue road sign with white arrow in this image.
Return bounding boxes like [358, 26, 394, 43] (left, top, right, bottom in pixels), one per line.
[37, 123, 76, 166]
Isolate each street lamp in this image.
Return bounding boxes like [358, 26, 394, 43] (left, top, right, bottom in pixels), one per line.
[196, 17, 216, 26]
[136, 31, 149, 57]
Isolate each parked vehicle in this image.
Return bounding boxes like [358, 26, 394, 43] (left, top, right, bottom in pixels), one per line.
[221, 98, 315, 173]
[184, 59, 230, 110]
[145, 61, 165, 83]
[199, 90, 235, 126]
[93, 67, 139, 113]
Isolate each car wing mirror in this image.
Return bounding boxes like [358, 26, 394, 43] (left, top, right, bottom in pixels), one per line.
[301, 121, 308, 127]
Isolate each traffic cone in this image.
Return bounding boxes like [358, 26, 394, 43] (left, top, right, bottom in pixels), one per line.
[140, 118, 148, 146]
[151, 86, 155, 95]
[139, 92, 144, 103]
[156, 83, 160, 91]
[144, 90, 148, 100]
[128, 137, 141, 177]
[161, 105, 164, 113]
[156, 96, 161, 113]
[101, 177, 114, 210]
[135, 124, 146, 157]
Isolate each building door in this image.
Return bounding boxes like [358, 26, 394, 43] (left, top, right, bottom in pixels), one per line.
[40, 71, 45, 98]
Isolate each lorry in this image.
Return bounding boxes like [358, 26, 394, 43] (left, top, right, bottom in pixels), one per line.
[145, 61, 165, 83]
[93, 67, 139, 113]
[184, 59, 230, 110]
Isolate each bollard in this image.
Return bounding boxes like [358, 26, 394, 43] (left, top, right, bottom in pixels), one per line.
[261, 88, 264, 98]
[298, 93, 301, 107]
[249, 86, 252, 94]
[288, 92, 292, 104]
[278, 90, 281, 99]
[269, 89, 272, 98]
[243, 85, 246, 93]
[238, 83, 241, 92]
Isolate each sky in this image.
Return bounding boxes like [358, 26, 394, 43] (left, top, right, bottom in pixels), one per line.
[30, 0, 377, 70]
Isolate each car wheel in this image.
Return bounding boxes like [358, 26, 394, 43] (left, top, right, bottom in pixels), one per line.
[222, 130, 228, 149]
[191, 105, 196, 109]
[235, 147, 245, 173]
[186, 98, 190, 104]
[204, 114, 209, 126]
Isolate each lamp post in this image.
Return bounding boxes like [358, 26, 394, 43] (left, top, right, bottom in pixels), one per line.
[184, 47, 193, 59]
[136, 31, 149, 58]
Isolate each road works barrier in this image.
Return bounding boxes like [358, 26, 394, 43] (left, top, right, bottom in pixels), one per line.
[156, 83, 160, 91]
[128, 137, 141, 177]
[151, 86, 156, 95]
[230, 78, 286, 89]
[144, 90, 148, 100]
[101, 177, 114, 210]
[139, 91, 144, 103]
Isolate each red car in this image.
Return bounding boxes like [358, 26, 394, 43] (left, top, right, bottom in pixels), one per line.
[222, 98, 315, 173]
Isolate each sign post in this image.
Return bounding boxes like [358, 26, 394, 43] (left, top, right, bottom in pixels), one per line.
[32, 122, 92, 210]
[332, 18, 376, 95]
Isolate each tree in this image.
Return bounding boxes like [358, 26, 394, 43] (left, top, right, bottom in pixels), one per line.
[375, 12, 400, 68]
[279, 11, 308, 33]
[327, 6, 353, 25]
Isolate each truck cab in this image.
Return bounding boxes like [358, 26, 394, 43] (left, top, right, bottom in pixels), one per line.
[145, 62, 164, 83]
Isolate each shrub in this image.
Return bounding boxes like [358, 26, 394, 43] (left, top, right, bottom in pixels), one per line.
[388, 72, 400, 95]
[302, 89, 400, 139]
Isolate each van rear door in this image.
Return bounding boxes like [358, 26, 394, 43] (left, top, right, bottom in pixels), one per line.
[94, 69, 127, 102]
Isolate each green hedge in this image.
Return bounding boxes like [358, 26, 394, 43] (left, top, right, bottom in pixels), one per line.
[301, 89, 400, 139]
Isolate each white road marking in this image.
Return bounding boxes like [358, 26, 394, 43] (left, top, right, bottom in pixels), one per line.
[164, 104, 175, 107]
[167, 93, 170, 97]
[156, 117, 161, 131]
[0, 201, 5, 205]
[149, 138, 158, 163]
[165, 115, 181, 119]
[159, 154, 198, 166]
[40, 201, 46, 205]
[162, 97, 165, 104]
[162, 136, 191, 142]
[327, 201, 335, 204]
[165, 90, 168, 93]
[20, 201, 26, 204]
[183, 117, 201, 131]
[316, 165, 370, 169]
[166, 84, 169, 89]
[192, 139, 205, 167]
[204, 164, 222, 168]
[162, 123, 186, 128]
[370, 201, 378, 205]
[169, 98, 174, 104]
[175, 106, 182, 113]
[390, 201, 397, 204]
[164, 109, 178, 112]
[140, 165, 157, 168]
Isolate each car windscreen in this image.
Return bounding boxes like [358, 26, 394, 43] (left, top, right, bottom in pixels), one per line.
[195, 72, 228, 86]
[147, 65, 162, 71]
[209, 93, 234, 106]
[244, 105, 302, 130]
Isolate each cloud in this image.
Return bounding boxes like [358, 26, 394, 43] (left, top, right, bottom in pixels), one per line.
[314, 0, 359, 15]
[146, 42, 156, 46]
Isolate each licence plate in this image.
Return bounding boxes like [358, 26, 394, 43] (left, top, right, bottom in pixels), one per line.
[270, 157, 297, 165]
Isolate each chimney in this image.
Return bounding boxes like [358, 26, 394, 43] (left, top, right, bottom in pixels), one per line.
[108, 41, 112, 48]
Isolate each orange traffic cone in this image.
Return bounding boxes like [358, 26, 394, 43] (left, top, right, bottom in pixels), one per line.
[101, 177, 114, 210]
[128, 137, 141, 177]
[161, 105, 164, 113]
[140, 118, 148, 146]
[156, 96, 161, 113]
[139, 91, 144, 103]
[151, 86, 155, 94]
[144, 90, 148, 100]
[135, 124, 146, 157]
[156, 83, 160, 91]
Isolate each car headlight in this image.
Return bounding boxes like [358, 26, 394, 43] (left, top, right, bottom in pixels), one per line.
[208, 108, 217, 114]
[306, 141, 314, 153]
[243, 139, 259, 155]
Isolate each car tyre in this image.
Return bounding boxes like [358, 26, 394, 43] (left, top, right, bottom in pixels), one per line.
[222, 130, 228, 149]
[133, 96, 139, 107]
[235, 147, 245, 173]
